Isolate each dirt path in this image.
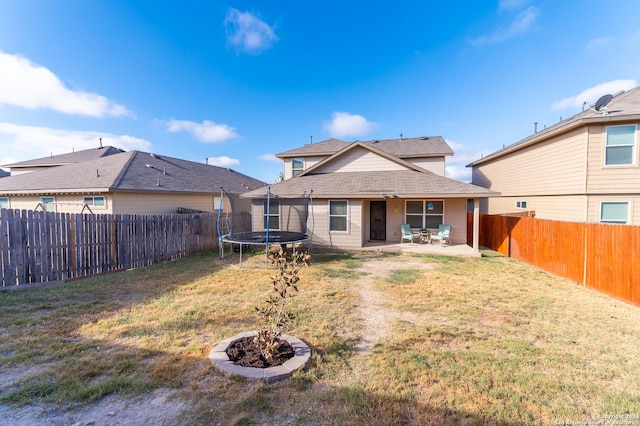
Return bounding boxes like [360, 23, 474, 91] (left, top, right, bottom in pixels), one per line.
[353, 257, 433, 355]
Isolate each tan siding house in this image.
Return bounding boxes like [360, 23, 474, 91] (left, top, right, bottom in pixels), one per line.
[0, 149, 265, 215]
[243, 137, 499, 251]
[470, 88, 640, 225]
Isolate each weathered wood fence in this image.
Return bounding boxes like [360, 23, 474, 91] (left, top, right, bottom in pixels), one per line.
[0, 209, 219, 287]
[467, 213, 640, 306]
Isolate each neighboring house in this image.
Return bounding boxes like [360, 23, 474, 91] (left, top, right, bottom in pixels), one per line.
[241, 136, 499, 251]
[3, 145, 124, 176]
[469, 87, 640, 225]
[0, 150, 265, 215]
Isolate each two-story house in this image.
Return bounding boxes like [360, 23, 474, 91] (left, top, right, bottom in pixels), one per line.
[469, 87, 640, 225]
[241, 136, 499, 251]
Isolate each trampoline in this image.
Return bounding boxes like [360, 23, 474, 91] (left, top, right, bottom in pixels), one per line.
[217, 186, 314, 266]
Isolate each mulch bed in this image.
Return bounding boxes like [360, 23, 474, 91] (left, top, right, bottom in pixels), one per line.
[226, 336, 295, 368]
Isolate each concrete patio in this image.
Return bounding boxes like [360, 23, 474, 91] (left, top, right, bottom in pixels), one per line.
[362, 240, 481, 257]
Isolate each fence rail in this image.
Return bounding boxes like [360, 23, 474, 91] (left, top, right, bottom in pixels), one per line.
[468, 213, 640, 306]
[0, 209, 219, 287]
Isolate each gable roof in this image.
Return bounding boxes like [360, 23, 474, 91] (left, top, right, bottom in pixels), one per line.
[277, 136, 453, 159]
[2, 146, 125, 168]
[468, 87, 640, 167]
[298, 141, 430, 177]
[0, 151, 266, 196]
[241, 170, 499, 199]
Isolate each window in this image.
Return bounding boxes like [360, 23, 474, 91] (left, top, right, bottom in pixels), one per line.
[292, 158, 304, 176]
[605, 125, 636, 165]
[0, 197, 8, 210]
[405, 200, 444, 229]
[600, 201, 629, 224]
[329, 200, 348, 232]
[516, 200, 527, 209]
[83, 196, 105, 207]
[263, 199, 280, 230]
[40, 196, 55, 212]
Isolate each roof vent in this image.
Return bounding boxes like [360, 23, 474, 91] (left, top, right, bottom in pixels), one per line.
[150, 153, 158, 158]
[420, 136, 429, 140]
[399, 133, 403, 141]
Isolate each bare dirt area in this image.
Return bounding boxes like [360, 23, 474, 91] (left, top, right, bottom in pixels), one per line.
[352, 257, 433, 355]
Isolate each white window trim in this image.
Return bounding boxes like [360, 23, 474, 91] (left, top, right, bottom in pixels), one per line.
[0, 197, 9, 210]
[83, 196, 107, 209]
[405, 199, 445, 230]
[328, 200, 349, 233]
[291, 158, 305, 177]
[40, 196, 55, 212]
[263, 199, 280, 230]
[599, 201, 630, 224]
[604, 124, 637, 167]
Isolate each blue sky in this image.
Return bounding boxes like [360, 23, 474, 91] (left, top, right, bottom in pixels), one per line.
[1, 1, 639, 183]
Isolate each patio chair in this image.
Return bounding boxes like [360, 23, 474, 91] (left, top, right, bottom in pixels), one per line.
[430, 224, 451, 246]
[400, 224, 420, 243]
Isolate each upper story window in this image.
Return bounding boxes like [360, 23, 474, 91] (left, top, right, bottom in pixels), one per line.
[0, 197, 8, 210]
[83, 196, 106, 207]
[515, 200, 527, 209]
[600, 201, 629, 224]
[264, 199, 280, 230]
[605, 125, 636, 166]
[292, 158, 305, 176]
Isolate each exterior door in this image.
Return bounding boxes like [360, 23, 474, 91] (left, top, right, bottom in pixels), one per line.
[370, 201, 386, 241]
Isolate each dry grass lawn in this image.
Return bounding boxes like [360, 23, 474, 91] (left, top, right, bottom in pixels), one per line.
[1, 248, 639, 425]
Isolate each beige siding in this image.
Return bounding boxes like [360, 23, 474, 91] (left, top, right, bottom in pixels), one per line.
[443, 198, 467, 245]
[406, 157, 446, 175]
[473, 127, 588, 196]
[485, 195, 588, 222]
[313, 147, 408, 174]
[586, 122, 640, 194]
[4, 194, 113, 213]
[283, 156, 325, 179]
[586, 195, 640, 225]
[309, 199, 363, 248]
[112, 193, 214, 214]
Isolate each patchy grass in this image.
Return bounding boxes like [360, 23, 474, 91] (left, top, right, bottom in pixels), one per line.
[1, 249, 640, 425]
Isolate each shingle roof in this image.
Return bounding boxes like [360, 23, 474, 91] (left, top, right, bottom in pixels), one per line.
[469, 87, 640, 167]
[241, 170, 499, 199]
[0, 151, 266, 195]
[277, 136, 453, 158]
[2, 146, 124, 168]
[0, 169, 8, 178]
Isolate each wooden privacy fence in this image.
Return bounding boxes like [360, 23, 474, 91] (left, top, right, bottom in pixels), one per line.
[467, 213, 640, 306]
[0, 209, 219, 287]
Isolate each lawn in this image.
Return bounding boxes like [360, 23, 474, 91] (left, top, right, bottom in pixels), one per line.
[1, 248, 639, 425]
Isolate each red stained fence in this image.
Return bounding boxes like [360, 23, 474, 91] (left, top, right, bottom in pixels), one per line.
[468, 213, 640, 306]
[0, 209, 219, 287]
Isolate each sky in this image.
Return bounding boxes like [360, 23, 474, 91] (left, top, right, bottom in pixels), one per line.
[1, 1, 639, 183]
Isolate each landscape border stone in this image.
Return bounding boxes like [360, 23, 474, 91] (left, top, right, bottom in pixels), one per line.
[210, 331, 311, 383]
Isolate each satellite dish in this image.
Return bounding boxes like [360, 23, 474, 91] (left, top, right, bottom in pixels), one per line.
[594, 94, 613, 112]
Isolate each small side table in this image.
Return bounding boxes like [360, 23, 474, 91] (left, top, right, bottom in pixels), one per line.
[419, 232, 431, 244]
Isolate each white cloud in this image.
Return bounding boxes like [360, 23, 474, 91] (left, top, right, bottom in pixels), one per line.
[224, 9, 278, 55]
[0, 51, 135, 118]
[164, 119, 238, 143]
[207, 156, 240, 167]
[259, 153, 281, 163]
[0, 122, 152, 166]
[469, 6, 540, 47]
[322, 112, 378, 138]
[584, 36, 615, 53]
[444, 140, 493, 183]
[551, 79, 637, 110]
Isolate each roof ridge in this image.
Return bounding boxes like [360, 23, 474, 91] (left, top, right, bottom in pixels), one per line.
[110, 151, 138, 189]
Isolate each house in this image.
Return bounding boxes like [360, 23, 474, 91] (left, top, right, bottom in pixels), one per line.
[3, 145, 125, 176]
[241, 136, 499, 251]
[468, 87, 640, 225]
[0, 149, 266, 214]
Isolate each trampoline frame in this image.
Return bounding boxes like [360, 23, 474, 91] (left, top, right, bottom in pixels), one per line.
[217, 186, 314, 266]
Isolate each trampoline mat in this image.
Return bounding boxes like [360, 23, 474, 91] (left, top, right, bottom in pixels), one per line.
[223, 231, 308, 244]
